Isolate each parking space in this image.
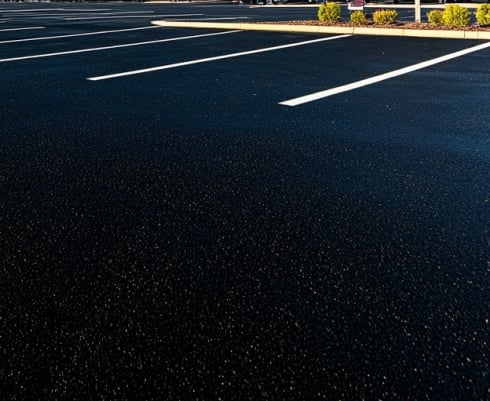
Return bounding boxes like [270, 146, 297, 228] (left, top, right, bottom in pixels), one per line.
[1, 3, 489, 401]
[1, 5, 487, 83]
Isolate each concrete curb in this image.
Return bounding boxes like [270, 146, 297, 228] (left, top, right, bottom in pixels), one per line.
[151, 20, 490, 39]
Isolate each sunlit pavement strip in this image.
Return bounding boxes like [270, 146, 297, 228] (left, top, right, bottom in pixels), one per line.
[0, 26, 45, 33]
[87, 34, 350, 81]
[280, 41, 490, 106]
[0, 30, 238, 63]
[176, 17, 250, 21]
[0, 25, 162, 45]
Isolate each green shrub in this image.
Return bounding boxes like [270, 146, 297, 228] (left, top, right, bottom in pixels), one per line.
[350, 10, 366, 25]
[318, 2, 341, 23]
[427, 9, 443, 25]
[442, 4, 470, 27]
[476, 4, 490, 26]
[373, 9, 398, 25]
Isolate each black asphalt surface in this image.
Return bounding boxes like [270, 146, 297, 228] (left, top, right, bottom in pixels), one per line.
[1, 3, 489, 401]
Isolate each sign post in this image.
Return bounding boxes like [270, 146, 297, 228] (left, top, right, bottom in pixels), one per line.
[415, 0, 421, 22]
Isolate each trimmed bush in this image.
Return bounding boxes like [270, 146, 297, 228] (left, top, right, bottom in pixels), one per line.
[427, 9, 443, 25]
[318, 2, 341, 23]
[476, 4, 490, 26]
[442, 4, 470, 27]
[350, 10, 366, 25]
[373, 9, 398, 25]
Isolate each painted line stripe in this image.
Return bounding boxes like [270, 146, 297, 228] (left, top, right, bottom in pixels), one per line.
[64, 14, 202, 21]
[27, 11, 157, 18]
[0, 8, 65, 12]
[76, 11, 155, 15]
[0, 25, 161, 45]
[0, 30, 239, 63]
[59, 9, 113, 12]
[0, 8, 112, 13]
[87, 34, 351, 81]
[0, 26, 45, 33]
[280, 41, 490, 107]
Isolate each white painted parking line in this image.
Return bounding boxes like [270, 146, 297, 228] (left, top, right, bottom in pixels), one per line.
[59, 9, 112, 12]
[0, 25, 161, 45]
[0, 8, 111, 12]
[0, 30, 239, 63]
[0, 8, 65, 12]
[87, 34, 351, 81]
[77, 11, 155, 15]
[0, 26, 45, 33]
[64, 14, 202, 21]
[280, 41, 490, 107]
[28, 11, 157, 18]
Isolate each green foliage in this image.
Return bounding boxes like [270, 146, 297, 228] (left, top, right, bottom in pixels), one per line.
[476, 4, 490, 26]
[350, 10, 366, 25]
[373, 9, 398, 25]
[318, 2, 341, 23]
[427, 9, 443, 25]
[442, 4, 470, 27]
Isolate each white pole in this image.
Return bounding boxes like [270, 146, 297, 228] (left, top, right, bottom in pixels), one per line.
[415, 0, 421, 22]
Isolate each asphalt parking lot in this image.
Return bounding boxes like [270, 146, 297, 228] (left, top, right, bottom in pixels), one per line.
[1, 2, 489, 401]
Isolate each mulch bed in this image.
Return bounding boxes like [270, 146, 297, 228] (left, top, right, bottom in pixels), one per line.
[260, 20, 490, 31]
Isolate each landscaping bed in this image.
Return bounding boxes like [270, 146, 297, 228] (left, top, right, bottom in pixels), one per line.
[259, 20, 490, 31]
